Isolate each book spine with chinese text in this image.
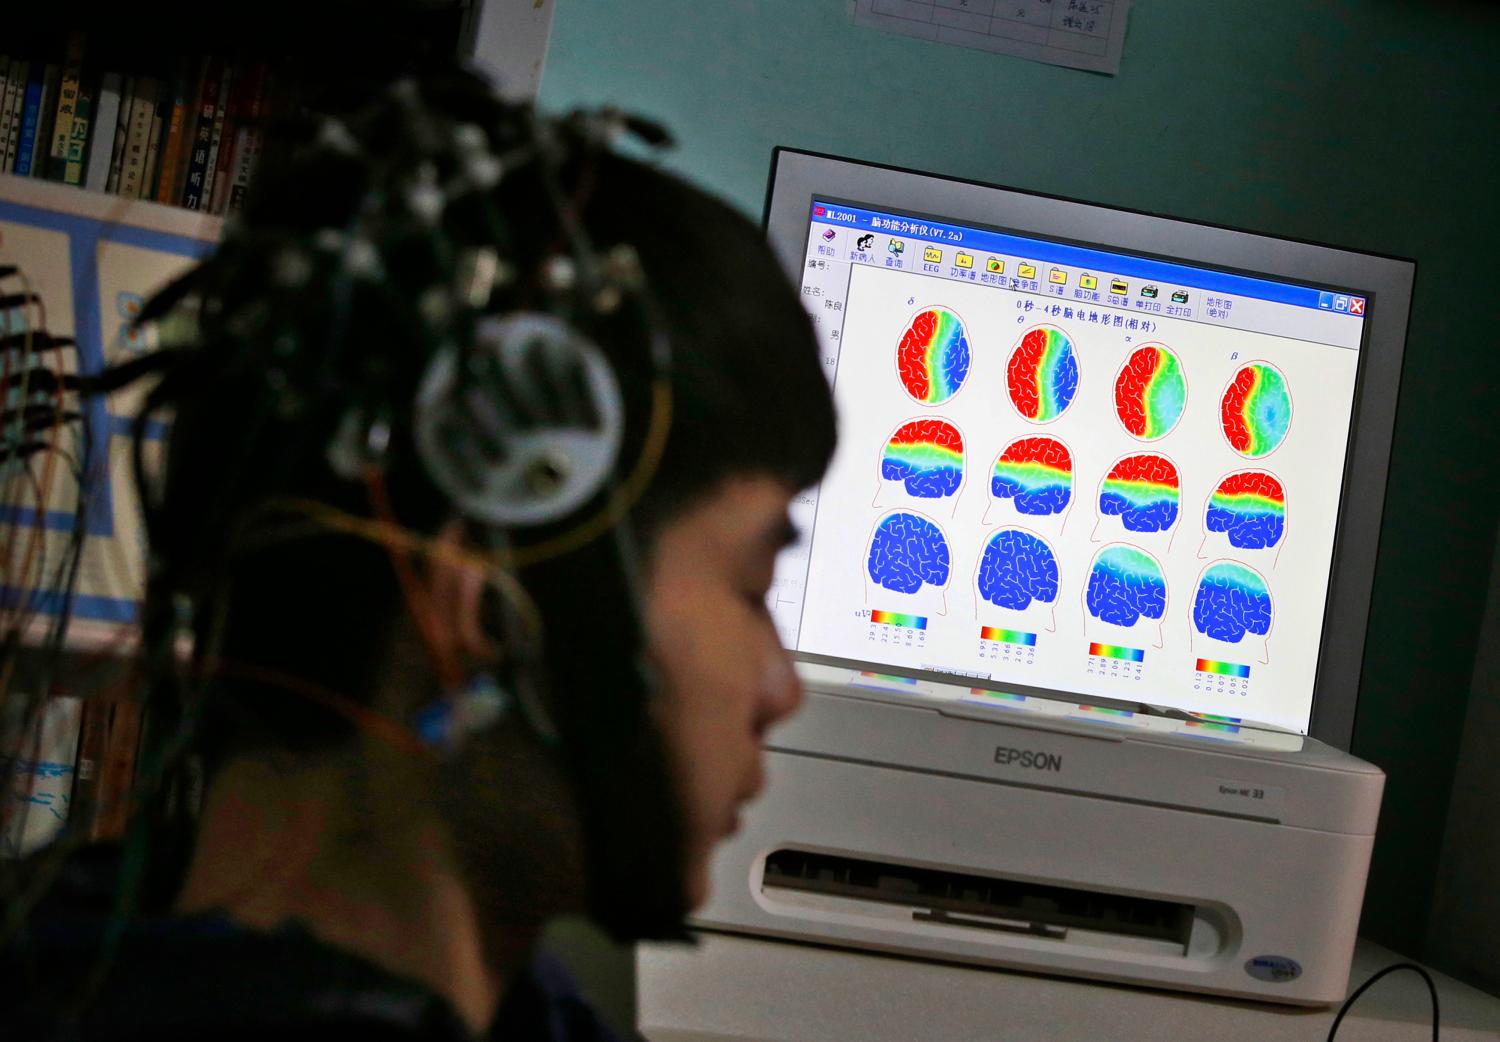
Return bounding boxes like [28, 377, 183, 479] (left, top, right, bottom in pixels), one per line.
[209, 65, 249, 215]
[45, 32, 86, 180]
[63, 71, 94, 185]
[0, 58, 12, 169]
[181, 58, 222, 211]
[199, 63, 233, 211]
[153, 60, 192, 204]
[117, 77, 159, 199]
[13, 62, 47, 177]
[2, 59, 26, 173]
[226, 63, 268, 214]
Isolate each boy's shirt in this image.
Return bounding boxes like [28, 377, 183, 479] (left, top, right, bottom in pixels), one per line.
[2, 844, 624, 1042]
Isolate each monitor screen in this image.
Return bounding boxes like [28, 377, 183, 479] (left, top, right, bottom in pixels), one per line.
[765, 151, 1413, 741]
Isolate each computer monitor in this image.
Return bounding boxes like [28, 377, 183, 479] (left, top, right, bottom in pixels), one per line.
[764, 148, 1414, 749]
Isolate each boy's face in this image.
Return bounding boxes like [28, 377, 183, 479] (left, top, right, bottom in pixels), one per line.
[643, 476, 805, 907]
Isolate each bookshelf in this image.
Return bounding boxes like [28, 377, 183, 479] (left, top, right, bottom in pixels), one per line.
[0, 0, 556, 858]
[0, 3, 492, 216]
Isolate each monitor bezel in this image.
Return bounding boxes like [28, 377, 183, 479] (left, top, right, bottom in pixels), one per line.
[764, 147, 1416, 752]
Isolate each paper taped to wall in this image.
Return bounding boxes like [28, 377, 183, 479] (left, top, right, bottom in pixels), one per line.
[852, 0, 1130, 76]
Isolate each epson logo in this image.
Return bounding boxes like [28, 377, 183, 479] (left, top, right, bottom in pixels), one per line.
[994, 746, 1063, 772]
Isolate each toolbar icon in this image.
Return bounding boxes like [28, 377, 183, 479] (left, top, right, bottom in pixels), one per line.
[956, 252, 974, 269]
[1080, 273, 1098, 290]
[1171, 290, 1189, 304]
[924, 246, 943, 264]
[1141, 285, 1159, 299]
[1049, 267, 1067, 285]
[821, 228, 837, 242]
[986, 257, 1005, 274]
[856, 233, 874, 251]
[1349, 297, 1366, 315]
[1018, 262, 1037, 279]
[888, 239, 905, 256]
[1110, 279, 1128, 295]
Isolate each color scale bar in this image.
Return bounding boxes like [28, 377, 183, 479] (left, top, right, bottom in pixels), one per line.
[1185, 720, 1241, 735]
[871, 611, 928, 630]
[1078, 705, 1134, 718]
[1089, 642, 1145, 662]
[969, 688, 1026, 703]
[1196, 659, 1251, 678]
[979, 627, 1037, 646]
[859, 671, 918, 685]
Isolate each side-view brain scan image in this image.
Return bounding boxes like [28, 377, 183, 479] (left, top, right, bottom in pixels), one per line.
[897, 306, 971, 406]
[1114, 344, 1187, 440]
[977, 529, 1060, 611]
[991, 436, 1072, 515]
[1206, 471, 1286, 550]
[1221, 362, 1292, 458]
[1193, 561, 1273, 643]
[1099, 454, 1180, 533]
[867, 511, 952, 594]
[1007, 325, 1080, 422]
[881, 418, 964, 498]
[1086, 545, 1167, 627]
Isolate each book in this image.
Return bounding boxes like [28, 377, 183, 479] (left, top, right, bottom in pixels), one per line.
[32, 63, 60, 177]
[153, 61, 192, 205]
[89, 700, 141, 842]
[13, 62, 47, 177]
[0, 58, 15, 172]
[63, 71, 93, 185]
[181, 58, 223, 211]
[68, 698, 114, 836]
[117, 77, 158, 199]
[226, 64, 268, 214]
[105, 75, 134, 194]
[84, 71, 122, 192]
[141, 77, 166, 199]
[209, 65, 250, 215]
[168, 57, 209, 206]
[45, 32, 86, 180]
[1, 697, 83, 859]
[200, 64, 233, 211]
[4, 58, 29, 174]
[226, 122, 263, 214]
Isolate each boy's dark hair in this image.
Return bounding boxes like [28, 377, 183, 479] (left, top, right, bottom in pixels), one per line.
[134, 73, 835, 760]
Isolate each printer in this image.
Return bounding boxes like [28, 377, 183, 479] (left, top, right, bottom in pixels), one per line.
[690, 663, 1384, 1005]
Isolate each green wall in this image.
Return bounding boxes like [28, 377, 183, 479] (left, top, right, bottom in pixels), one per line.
[541, 0, 1500, 957]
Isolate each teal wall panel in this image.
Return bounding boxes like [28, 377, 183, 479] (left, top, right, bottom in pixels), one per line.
[541, 0, 1500, 957]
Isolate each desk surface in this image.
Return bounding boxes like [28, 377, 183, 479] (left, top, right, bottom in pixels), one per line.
[638, 933, 1500, 1042]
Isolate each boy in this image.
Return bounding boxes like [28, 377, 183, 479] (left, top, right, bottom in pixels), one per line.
[5, 72, 835, 1039]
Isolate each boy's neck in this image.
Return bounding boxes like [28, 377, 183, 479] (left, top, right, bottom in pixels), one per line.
[174, 748, 519, 1033]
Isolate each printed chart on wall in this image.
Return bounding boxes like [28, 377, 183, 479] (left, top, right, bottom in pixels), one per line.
[852, 0, 1132, 76]
[0, 181, 216, 646]
[778, 200, 1369, 733]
